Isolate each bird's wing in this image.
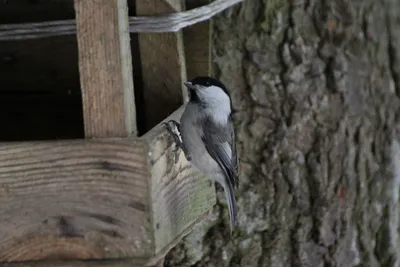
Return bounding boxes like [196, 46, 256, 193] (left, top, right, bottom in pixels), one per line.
[198, 114, 239, 189]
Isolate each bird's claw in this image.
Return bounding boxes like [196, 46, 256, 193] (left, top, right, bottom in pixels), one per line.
[164, 120, 191, 161]
[164, 120, 183, 147]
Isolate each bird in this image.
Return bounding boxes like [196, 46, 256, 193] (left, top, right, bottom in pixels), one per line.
[165, 76, 239, 232]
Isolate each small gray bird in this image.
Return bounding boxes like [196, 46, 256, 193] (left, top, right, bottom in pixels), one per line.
[165, 76, 239, 232]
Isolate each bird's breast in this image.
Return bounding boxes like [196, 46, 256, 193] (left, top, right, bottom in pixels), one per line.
[180, 104, 220, 175]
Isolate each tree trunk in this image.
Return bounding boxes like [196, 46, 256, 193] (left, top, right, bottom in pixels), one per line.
[166, 0, 400, 266]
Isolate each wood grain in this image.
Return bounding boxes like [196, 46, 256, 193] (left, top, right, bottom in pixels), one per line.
[0, 139, 152, 261]
[74, 0, 136, 138]
[0, 109, 216, 264]
[136, 0, 187, 131]
[163, 0, 185, 11]
[183, 0, 212, 80]
[142, 106, 216, 265]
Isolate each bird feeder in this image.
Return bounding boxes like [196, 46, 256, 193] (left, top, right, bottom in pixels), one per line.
[0, 0, 242, 266]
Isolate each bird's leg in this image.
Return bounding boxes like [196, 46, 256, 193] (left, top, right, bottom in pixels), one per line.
[163, 120, 183, 151]
[163, 120, 191, 161]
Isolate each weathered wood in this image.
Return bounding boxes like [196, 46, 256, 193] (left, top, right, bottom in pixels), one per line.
[0, 259, 146, 267]
[0, 139, 151, 261]
[142, 106, 216, 265]
[74, 0, 136, 138]
[0, 107, 215, 264]
[136, 0, 187, 131]
[183, 0, 212, 79]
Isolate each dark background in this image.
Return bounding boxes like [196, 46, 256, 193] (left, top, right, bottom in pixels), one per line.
[0, 0, 149, 141]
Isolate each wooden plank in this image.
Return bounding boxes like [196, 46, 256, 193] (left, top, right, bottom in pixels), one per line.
[74, 0, 137, 138]
[0, 109, 216, 264]
[0, 139, 152, 261]
[142, 106, 216, 266]
[136, 0, 187, 131]
[163, 0, 184, 11]
[183, 0, 212, 79]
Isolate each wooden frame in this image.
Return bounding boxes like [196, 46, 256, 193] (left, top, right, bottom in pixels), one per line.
[0, 0, 242, 266]
[75, 0, 137, 138]
[136, 0, 188, 131]
[0, 107, 215, 266]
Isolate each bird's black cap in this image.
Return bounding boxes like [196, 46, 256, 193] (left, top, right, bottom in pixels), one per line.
[188, 76, 230, 97]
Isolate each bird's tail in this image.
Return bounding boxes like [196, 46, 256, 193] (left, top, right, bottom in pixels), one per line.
[223, 182, 237, 233]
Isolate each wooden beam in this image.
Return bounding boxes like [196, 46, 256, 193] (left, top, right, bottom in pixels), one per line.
[183, 0, 213, 79]
[0, 139, 151, 261]
[0, 107, 215, 264]
[136, 0, 187, 131]
[142, 107, 215, 265]
[74, 0, 136, 138]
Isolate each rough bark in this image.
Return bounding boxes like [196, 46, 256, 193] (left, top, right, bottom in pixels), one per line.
[166, 0, 400, 266]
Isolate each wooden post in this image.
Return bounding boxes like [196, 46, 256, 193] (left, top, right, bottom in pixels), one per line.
[183, 0, 213, 79]
[136, 0, 188, 131]
[74, 0, 137, 138]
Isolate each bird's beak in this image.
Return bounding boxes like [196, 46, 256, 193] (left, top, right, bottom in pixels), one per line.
[184, 81, 195, 89]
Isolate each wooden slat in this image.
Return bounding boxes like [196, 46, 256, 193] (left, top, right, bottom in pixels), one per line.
[183, 0, 212, 79]
[136, 0, 187, 131]
[0, 139, 152, 261]
[74, 0, 136, 138]
[142, 106, 216, 265]
[0, 109, 216, 264]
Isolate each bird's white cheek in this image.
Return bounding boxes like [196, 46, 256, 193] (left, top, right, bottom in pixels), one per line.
[207, 109, 229, 125]
[201, 86, 231, 112]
